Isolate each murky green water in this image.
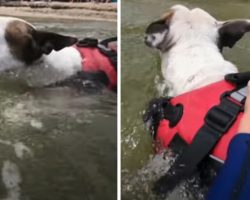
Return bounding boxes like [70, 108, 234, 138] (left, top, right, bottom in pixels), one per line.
[0, 18, 117, 200]
[121, 0, 250, 199]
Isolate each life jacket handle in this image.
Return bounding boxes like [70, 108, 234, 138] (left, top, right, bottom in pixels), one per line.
[77, 38, 98, 47]
[77, 37, 117, 71]
[99, 37, 117, 47]
[225, 71, 250, 86]
[143, 97, 183, 139]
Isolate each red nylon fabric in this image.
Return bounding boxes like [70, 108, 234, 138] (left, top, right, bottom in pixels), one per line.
[75, 46, 117, 89]
[156, 80, 243, 161]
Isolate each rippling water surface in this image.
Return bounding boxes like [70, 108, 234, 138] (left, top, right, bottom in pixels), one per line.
[0, 18, 117, 200]
[121, 0, 250, 199]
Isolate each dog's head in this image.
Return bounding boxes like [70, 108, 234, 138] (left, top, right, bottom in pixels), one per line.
[145, 5, 250, 52]
[0, 17, 78, 66]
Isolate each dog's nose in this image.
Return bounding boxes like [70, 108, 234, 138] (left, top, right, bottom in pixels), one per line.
[144, 35, 152, 47]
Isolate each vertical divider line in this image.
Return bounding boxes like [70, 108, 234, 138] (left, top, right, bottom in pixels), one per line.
[117, 1, 121, 200]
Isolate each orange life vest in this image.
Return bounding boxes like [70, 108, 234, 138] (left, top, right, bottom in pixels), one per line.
[154, 80, 245, 162]
[75, 46, 117, 90]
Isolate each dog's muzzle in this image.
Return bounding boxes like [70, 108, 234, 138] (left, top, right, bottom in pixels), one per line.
[144, 35, 153, 47]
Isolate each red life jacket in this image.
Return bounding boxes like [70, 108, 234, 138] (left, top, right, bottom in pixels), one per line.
[156, 80, 244, 162]
[75, 46, 117, 90]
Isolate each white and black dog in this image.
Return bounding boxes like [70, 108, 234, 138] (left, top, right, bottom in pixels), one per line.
[0, 16, 117, 91]
[144, 4, 250, 196]
[145, 4, 250, 96]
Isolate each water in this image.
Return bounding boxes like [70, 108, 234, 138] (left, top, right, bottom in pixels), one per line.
[121, 0, 250, 199]
[0, 18, 117, 200]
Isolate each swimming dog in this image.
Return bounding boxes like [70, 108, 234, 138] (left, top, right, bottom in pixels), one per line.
[0, 17, 117, 91]
[145, 4, 250, 96]
[144, 4, 250, 196]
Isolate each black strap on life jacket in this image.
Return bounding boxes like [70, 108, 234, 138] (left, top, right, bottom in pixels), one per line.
[99, 37, 117, 47]
[153, 76, 249, 197]
[77, 38, 99, 47]
[143, 97, 183, 139]
[98, 37, 117, 71]
[77, 37, 117, 71]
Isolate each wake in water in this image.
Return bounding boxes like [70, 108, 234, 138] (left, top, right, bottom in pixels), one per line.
[122, 148, 213, 200]
[0, 83, 116, 200]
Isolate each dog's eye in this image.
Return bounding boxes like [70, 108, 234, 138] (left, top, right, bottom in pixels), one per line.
[151, 35, 156, 40]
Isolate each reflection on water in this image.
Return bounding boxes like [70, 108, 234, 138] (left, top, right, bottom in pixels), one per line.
[0, 18, 116, 200]
[121, 0, 250, 199]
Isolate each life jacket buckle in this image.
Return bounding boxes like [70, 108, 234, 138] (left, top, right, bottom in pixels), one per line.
[221, 88, 246, 111]
[77, 38, 98, 47]
[205, 102, 238, 134]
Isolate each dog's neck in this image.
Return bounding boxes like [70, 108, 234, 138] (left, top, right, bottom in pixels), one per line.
[161, 41, 238, 96]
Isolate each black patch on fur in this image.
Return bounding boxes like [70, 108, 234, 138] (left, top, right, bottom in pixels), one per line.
[33, 31, 78, 55]
[219, 20, 250, 50]
[145, 19, 169, 35]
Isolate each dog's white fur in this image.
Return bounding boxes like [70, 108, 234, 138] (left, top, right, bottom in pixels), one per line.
[23, 47, 82, 86]
[0, 17, 82, 85]
[146, 5, 241, 96]
[0, 17, 25, 71]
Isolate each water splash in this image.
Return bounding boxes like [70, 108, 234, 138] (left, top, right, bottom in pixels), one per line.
[1, 161, 22, 200]
[122, 150, 210, 200]
[0, 139, 33, 159]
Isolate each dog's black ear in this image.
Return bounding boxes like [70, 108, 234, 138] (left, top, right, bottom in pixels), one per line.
[219, 20, 250, 49]
[34, 31, 78, 55]
[145, 12, 174, 50]
[145, 12, 173, 35]
[145, 19, 169, 35]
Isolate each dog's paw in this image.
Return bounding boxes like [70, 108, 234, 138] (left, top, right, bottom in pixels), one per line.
[143, 97, 170, 137]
